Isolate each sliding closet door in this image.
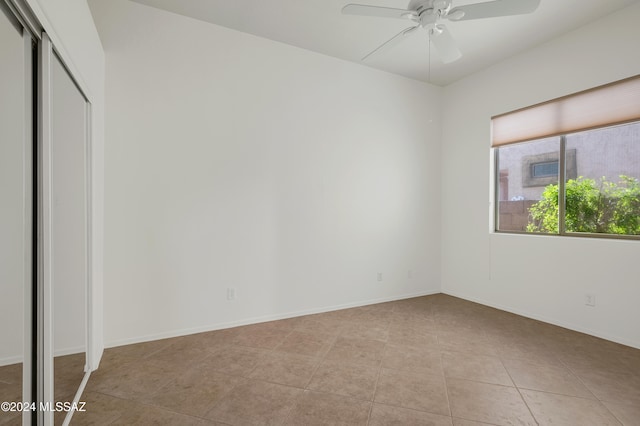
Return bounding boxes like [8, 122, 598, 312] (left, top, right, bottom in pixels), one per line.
[38, 32, 92, 425]
[50, 52, 88, 417]
[1, 6, 92, 424]
[0, 3, 32, 425]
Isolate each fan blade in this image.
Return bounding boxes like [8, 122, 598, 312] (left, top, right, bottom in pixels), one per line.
[430, 25, 461, 64]
[362, 25, 420, 61]
[342, 4, 417, 20]
[448, 0, 540, 21]
[408, 0, 428, 11]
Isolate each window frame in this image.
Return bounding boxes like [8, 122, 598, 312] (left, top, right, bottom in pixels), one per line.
[493, 124, 640, 241]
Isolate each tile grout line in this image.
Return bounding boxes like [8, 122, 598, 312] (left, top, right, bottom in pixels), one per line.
[499, 356, 540, 426]
[437, 337, 454, 419]
[557, 356, 600, 401]
[90, 390, 220, 426]
[365, 342, 386, 426]
[238, 327, 296, 378]
[558, 358, 626, 426]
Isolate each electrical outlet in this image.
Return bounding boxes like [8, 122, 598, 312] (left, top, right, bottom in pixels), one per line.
[585, 293, 595, 307]
[227, 287, 236, 301]
[377, 272, 383, 282]
[407, 269, 413, 279]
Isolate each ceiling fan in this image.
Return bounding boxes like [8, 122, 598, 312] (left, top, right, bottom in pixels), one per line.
[342, 0, 541, 64]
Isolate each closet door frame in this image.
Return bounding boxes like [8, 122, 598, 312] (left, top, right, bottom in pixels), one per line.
[38, 31, 53, 426]
[22, 25, 34, 426]
[39, 33, 94, 426]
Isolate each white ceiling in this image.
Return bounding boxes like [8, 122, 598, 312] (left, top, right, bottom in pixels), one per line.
[130, 0, 639, 86]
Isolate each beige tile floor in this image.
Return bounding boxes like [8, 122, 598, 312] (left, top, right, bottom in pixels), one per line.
[0, 363, 22, 425]
[2, 294, 639, 425]
[0, 353, 86, 426]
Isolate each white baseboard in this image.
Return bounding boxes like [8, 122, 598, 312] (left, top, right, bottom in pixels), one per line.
[442, 290, 640, 350]
[105, 289, 440, 349]
[54, 346, 86, 358]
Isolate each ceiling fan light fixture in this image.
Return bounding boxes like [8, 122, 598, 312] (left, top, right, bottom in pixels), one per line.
[429, 24, 444, 36]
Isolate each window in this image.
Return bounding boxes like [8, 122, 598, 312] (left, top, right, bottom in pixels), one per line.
[563, 124, 640, 235]
[496, 122, 640, 237]
[492, 75, 640, 239]
[496, 138, 559, 233]
[532, 161, 558, 178]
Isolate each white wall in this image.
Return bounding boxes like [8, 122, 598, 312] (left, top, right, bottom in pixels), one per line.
[90, 0, 442, 347]
[441, 3, 640, 349]
[26, 0, 105, 368]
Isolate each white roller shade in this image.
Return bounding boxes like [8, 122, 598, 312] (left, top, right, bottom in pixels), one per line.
[492, 75, 640, 147]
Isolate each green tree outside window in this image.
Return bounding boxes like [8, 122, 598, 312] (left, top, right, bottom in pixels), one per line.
[527, 176, 640, 235]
